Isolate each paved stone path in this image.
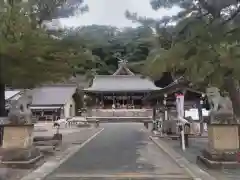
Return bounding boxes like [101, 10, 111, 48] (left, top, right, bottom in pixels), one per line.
[162, 137, 240, 180]
[44, 123, 191, 180]
[20, 127, 101, 180]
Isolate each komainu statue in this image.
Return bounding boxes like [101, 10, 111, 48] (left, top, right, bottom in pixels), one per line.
[206, 87, 234, 124]
[8, 90, 34, 125]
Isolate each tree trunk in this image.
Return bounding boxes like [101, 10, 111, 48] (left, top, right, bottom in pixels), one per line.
[0, 83, 5, 117]
[152, 106, 157, 131]
[224, 77, 240, 123]
[0, 55, 6, 117]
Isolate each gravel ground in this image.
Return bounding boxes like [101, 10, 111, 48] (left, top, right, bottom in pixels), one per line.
[0, 126, 101, 180]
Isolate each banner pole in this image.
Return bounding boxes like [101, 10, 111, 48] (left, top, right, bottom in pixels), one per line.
[176, 93, 185, 151]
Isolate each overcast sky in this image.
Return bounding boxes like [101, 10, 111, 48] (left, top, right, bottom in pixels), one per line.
[60, 0, 180, 28]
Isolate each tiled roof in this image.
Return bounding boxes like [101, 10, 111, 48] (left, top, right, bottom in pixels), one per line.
[31, 85, 77, 106]
[84, 75, 161, 92]
[144, 77, 203, 101]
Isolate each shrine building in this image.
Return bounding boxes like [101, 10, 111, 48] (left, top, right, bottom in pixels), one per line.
[83, 60, 161, 109]
[83, 60, 162, 121]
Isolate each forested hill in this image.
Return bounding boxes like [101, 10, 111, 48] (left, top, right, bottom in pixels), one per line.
[62, 25, 155, 77]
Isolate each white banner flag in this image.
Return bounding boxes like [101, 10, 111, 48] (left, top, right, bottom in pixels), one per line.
[176, 94, 184, 118]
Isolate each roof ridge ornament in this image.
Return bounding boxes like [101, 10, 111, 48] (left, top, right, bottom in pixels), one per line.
[113, 55, 134, 76]
[115, 56, 128, 67]
[118, 59, 127, 66]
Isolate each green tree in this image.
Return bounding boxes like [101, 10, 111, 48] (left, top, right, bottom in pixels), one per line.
[142, 0, 240, 121]
[64, 25, 154, 74]
[0, 0, 90, 116]
[62, 25, 117, 75]
[28, 0, 88, 26]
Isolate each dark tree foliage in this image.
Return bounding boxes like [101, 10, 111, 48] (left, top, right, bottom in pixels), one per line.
[63, 25, 155, 74]
[0, 0, 89, 116]
[127, 0, 240, 121]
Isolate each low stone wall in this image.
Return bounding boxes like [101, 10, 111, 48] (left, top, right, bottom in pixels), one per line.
[88, 109, 153, 118]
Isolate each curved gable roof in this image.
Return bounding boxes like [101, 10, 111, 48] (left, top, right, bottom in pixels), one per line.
[84, 75, 161, 92]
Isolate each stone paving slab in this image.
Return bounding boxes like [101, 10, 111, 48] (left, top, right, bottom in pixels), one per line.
[19, 127, 103, 180]
[150, 136, 216, 180]
[160, 137, 240, 180]
[44, 123, 191, 180]
[43, 177, 190, 180]
[45, 173, 192, 180]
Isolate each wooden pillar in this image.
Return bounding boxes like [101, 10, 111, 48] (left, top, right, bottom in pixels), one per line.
[98, 93, 102, 108]
[163, 94, 168, 121]
[112, 93, 115, 107]
[131, 93, 134, 108]
[182, 90, 186, 117]
[95, 93, 98, 108]
[156, 100, 160, 131]
[199, 93, 205, 135]
[152, 105, 157, 131]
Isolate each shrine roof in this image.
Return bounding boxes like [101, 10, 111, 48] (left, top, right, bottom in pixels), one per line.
[84, 75, 161, 92]
[144, 77, 204, 101]
[31, 85, 77, 106]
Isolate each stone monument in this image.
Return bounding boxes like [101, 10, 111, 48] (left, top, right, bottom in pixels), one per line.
[198, 87, 240, 168]
[206, 87, 234, 124]
[1, 90, 42, 168]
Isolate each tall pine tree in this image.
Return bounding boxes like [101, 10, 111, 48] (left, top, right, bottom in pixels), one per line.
[144, 0, 240, 122]
[0, 0, 89, 116]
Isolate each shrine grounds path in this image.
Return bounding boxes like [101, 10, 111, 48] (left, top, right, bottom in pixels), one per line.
[43, 123, 192, 180]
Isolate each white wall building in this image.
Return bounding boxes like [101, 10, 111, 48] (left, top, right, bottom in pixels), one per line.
[29, 85, 78, 121]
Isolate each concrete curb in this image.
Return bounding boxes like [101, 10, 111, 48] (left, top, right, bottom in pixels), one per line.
[149, 136, 216, 180]
[21, 128, 104, 180]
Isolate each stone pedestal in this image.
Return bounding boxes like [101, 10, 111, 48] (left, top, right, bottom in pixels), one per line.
[208, 124, 239, 152]
[1, 124, 42, 168]
[2, 125, 34, 149]
[198, 124, 240, 169]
